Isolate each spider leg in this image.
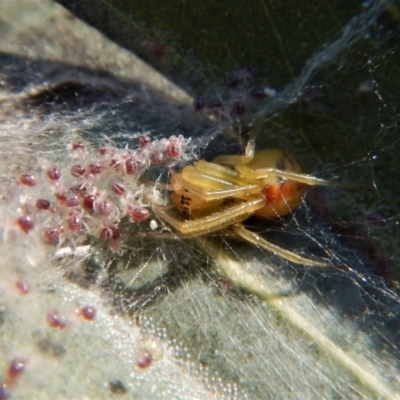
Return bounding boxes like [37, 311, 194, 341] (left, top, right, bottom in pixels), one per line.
[193, 160, 249, 185]
[154, 197, 265, 235]
[232, 224, 328, 267]
[139, 177, 175, 191]
[172, 170, 261, 201]
[235, 165, 330, 186]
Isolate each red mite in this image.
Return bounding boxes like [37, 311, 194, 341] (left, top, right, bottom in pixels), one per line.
[19, 173, 37, 187]
[79, 306, 96, 321]
[8, 358, 27, 380]
[46, 310, 66, 329]
[135, 348, 153, 369]
[17, 216, 34, 234]
[15, 280, 30, 295]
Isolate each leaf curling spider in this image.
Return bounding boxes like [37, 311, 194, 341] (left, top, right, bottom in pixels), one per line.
[153, 135, 330, 267]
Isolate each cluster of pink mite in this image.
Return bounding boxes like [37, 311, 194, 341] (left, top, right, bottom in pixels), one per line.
[0, 280, 97, 399]
[193, 67, 276, 117]
[0, 279, 155, 398]
[10, 134, 190, 252]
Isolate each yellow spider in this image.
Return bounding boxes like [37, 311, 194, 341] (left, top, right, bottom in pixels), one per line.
[154, 136, 329, 267]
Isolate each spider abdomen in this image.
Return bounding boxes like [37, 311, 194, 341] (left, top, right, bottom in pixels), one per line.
[257, 180, 306, 219]
[245, 149, 306, 219]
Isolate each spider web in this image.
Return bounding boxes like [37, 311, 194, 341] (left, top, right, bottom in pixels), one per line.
[0, 0, 399, 398]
